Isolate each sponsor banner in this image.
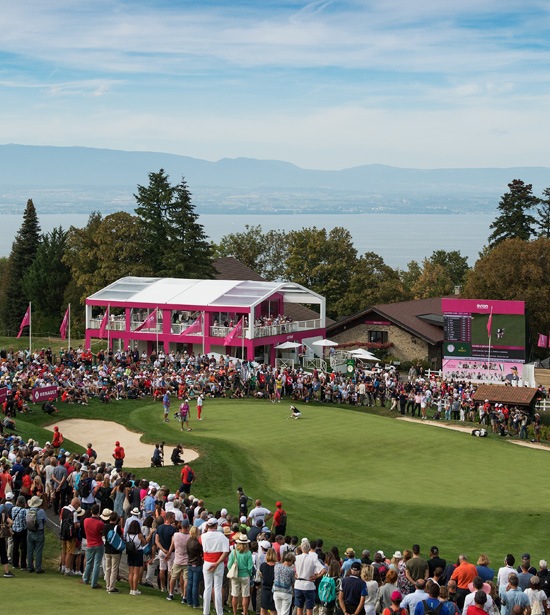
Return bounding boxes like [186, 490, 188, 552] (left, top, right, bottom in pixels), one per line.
[31, 385, 58, 403]
[442, 359, 523, 384]
[364, 320, 391, 326]
[442, 298, 525, 315]
[0, 387, 7, 404]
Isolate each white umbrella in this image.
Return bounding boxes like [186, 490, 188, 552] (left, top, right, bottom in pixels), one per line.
[275, 341, 302, 350]
[312, 339, 339, 347]
[349, 349, 378, 361]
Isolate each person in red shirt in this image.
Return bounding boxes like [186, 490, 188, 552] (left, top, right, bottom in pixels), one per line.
[271, 501, 287, 536]
[466, 591, 488, 615]
[113, 441, 125, 470]
[52, 426, 63, 456]
[82, 504, 105, 589]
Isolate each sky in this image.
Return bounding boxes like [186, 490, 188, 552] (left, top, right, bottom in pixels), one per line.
[2, 0, 550, 170]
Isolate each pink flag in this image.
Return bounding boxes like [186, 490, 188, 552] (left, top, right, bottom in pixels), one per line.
[486, 310, 493, 338]
[538, 333, 548, 348]
[223, 317, 243, 346]
[181, 313, 202, 336]
[60, 306, 70, 340]
[17, 305, 31, 339]
[134, 308, 157, 332]
[98, 308, 109, 338]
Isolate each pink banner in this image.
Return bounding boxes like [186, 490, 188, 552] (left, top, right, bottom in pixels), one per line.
[0, 387, 7, 404]
[98, 308, 109, 338]
[442, 298, 525, 315]
[538, 334, 549, 348]
[60, 306, 69, 340]
[223, 317, 243, 346]
[442, 359, 523, 384]
[31, 385, 58, 403]
[181, 313, 202, 336]
[134, 308, 157, 332]
[17, 305, 31, 338]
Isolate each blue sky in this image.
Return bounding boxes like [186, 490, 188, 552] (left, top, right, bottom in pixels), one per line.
[1, 0, 550, 169]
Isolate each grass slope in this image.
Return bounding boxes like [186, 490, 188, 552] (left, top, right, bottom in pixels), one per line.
[14, 397, 547, 563]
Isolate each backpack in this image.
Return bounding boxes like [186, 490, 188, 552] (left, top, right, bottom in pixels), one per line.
[185, 468, 195, 484]
[422, 600, 444, 615]
[26, 508, 38, 531]
[125, 536, 138, 556]
[278, 511, 287, 527]
[80, 477, 93, 498]
[318, 575, 336, 606]
[106, 526, 125, 552]
[59, 508, 75, 540]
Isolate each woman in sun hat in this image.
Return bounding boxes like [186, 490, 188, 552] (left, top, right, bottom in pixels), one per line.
[228, 534, 254, 615]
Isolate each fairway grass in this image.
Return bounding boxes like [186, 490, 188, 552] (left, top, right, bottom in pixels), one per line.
[14, 397, 548, 568]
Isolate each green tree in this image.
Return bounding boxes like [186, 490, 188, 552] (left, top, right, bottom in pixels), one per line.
[1, 199, 41, 332]
[284, 227, 357, 319]
[21, 227, 71, 333]
[337, 252, 407, 315]
[428, 250, 469, 287]
[463, 237, 550, 355]
[63, 212, 152, 305]
[399, 260, 422, 297]
[215, 225, 288, 280]
[411, 260, 455, 299]
[135, 169, 214, 278]
[488, 179, 538, 246]
[535, 187, 550, 238]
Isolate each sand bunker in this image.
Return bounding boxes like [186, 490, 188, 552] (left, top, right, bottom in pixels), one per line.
[396, 416, 550, 451]
[44, 419, 199, 467]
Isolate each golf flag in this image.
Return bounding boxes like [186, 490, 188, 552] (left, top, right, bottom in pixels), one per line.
[134, 308, 157, 332]
[486, 308, 493, 338]
[538, 333, 548, 348]
[223, 317, 243, 346]
[181, 313, 202, 335]
[60, 306, 70, 340]
[17, 304, 31, 338]
[98, 307, 109, 338]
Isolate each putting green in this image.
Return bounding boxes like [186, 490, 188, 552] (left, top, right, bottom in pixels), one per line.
[129, 399, 548, 560]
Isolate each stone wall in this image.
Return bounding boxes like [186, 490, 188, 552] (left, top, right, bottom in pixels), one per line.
[332, 322, 435, 365]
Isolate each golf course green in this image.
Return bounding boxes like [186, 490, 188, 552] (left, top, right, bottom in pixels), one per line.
[14, 396, 548, 565]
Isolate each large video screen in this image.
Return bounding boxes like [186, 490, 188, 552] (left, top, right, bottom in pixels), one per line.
[441, 298, 526, 384]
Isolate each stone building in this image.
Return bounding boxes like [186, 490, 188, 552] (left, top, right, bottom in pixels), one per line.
[327, 297, 444, 369]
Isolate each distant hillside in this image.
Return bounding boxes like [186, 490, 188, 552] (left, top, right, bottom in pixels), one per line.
[1, 144, 550, 214]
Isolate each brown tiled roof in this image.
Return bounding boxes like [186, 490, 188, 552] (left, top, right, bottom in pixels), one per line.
[472, 384, 539, 407]
[213, 256, 334, 325]
[328, 297, 444, 345]
[213, 257, 264, 281]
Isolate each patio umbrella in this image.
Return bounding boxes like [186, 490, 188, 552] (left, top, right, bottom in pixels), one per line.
[349, 348, 378, 361]
[312, 339, 339, 347]
[275, 341, 302, 350]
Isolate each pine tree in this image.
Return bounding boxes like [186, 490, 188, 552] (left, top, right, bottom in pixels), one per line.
[536, 187, 550, 238]
[1, 199, 41, 332]
[135, 169, 214, 278]
[488, 179, 538, 247]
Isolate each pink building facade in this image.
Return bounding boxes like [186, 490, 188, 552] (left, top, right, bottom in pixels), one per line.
[85, 277, 326, 365]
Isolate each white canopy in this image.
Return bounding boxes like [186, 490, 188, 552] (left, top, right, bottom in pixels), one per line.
[312, 339, 338, 347]
[275, 341, 302, 350]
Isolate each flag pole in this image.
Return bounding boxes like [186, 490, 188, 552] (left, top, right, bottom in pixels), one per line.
[487, 307, 493, 365]
[68, 303, 71, 353]
[107, 303, 110, 350]
[241, 315, 245, 361]
[156, 307, 159, 356]
[29, 302, 32, 360]
[202, 311, 205, 357]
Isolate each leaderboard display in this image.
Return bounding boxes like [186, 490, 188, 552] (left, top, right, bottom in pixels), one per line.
[441, 298, 526, 383]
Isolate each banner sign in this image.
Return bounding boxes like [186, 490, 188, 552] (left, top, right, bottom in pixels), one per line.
[31, 385, 58, 403]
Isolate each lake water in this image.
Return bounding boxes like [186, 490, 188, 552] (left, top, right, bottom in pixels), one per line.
[0, 212, 495, 269]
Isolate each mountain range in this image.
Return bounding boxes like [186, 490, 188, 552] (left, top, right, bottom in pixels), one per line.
[1, 144, 550, 215]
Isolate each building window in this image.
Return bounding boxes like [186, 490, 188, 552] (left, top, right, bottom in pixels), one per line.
[368, 330, 388, 343]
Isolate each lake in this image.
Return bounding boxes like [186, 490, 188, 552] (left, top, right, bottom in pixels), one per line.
[0, 212, 495, 269]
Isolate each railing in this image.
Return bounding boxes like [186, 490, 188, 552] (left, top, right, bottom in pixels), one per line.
[276, 358, 295, 370]
[303, 357, 326, 371]
[90, 317, 322, 340]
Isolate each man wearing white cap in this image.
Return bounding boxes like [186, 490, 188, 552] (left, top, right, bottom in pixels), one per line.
[200, 517, 230, 615]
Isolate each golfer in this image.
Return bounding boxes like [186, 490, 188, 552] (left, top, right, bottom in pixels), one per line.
[179, 399, 191, 431]
[289, 405, 302, 419]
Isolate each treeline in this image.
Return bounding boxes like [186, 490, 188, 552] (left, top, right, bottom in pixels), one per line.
[1, 174, 549, 355]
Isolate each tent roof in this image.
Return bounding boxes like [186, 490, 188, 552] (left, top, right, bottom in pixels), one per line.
[87, 276, 324, 309]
